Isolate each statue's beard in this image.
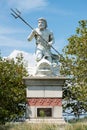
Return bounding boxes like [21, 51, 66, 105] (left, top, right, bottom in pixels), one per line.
[39, 27, 45, 30]
[38, 25, 45, 30]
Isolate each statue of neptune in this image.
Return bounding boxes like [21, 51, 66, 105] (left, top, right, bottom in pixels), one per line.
[27, 18, 55, 63]
[27, 18, 59, 76]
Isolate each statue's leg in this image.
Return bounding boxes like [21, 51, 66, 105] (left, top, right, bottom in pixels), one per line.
[36, 49, 43, 62]
[44, 50, 52, 63]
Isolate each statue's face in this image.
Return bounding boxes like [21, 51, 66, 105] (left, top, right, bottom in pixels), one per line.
[38, 20, 46, 30]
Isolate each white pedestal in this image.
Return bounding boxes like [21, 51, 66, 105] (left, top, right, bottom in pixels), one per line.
[23, 76, 67, 124]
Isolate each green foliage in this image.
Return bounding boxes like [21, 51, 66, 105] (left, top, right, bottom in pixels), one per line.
[60, 20, 87, 118]
[39, 110, 46, 117]
[0, 54, 28, 124]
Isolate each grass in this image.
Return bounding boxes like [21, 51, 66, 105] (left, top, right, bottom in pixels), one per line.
[0, 123, 62, 130]
[66, 123, 87, 130]
[0, 120, 87, 130]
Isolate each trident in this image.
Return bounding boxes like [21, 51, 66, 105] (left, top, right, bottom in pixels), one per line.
[11, 8, 64, 59]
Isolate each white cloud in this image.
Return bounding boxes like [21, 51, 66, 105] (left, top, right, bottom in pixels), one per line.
[8, 0, 48, 11]
[0, 26, 25, 47]
[0, 35, 34, 50]
[8, 49, 36, 65]
[0, 26, 26, 35]
[0, 36, 22, 47]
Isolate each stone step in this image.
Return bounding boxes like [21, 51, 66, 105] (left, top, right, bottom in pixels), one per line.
[25, 118, 66, 124]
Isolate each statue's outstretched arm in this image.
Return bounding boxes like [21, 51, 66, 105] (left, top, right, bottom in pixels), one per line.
[27, 30, 36, 41]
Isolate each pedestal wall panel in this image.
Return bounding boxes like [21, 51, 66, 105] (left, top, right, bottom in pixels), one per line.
[27, 86, 62, 98]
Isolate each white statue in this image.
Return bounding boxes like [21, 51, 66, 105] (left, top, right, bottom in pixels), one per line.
[27, 18, 59, 76]
[27, 18, 55, 63]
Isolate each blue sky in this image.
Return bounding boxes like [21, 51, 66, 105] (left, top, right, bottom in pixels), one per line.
[0, 0, 87, 57]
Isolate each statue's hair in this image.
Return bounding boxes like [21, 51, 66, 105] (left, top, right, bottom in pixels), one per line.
[38, 17, 47, 28]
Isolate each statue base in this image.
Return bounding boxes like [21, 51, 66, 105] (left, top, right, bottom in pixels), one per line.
[28, 58, 60, 77]
[23, 76, 67, 124]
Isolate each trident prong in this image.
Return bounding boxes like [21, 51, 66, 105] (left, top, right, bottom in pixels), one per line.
[11, 8, 21, 19]
[11, 13, 18, 19]
[15, 8, 21, 15]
